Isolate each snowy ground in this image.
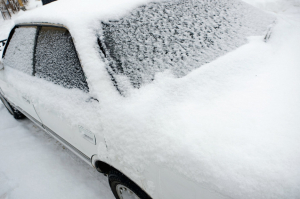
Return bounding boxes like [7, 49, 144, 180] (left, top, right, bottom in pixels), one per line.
[0, 105, 115, 199]
[1, 0, 300, 199]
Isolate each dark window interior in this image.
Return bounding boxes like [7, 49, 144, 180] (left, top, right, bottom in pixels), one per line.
[35, 26, 89, 92]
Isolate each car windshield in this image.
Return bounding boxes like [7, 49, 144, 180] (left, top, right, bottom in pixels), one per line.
[98, 0, 272, 92]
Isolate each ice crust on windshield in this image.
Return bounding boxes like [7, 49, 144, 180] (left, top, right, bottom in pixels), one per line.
[101, 0, 274, 89]
[3, 27, 36, 75]
[35, 27, 89, 92]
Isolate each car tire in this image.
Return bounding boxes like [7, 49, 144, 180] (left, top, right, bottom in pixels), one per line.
[0, 96, 25, 119]
[108, 170, 151, 199]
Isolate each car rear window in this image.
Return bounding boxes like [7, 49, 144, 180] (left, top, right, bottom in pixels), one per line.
[3, 26, 37, 75]
[35, 26, 89, 92]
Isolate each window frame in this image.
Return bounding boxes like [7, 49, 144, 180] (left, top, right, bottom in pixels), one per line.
[3, 23, 90, 92]
[2, 26, 16, 59]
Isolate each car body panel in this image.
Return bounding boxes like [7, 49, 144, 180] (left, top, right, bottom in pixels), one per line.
[0, 71, 42, 123]
[35, 103, 98, 158]
[158, 167, 229, 199]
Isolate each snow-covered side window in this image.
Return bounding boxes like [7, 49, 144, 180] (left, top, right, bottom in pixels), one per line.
[101, 0, 273, 88]
[3, 26, 36, 75]
[35, 27, 89, 93]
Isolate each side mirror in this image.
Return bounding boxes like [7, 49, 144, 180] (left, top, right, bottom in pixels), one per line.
[0, 59, 4, 70]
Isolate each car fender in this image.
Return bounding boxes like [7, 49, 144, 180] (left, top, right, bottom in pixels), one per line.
[157, 167, 230, 199]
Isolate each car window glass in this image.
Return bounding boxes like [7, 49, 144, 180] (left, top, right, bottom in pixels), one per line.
[3, 26, 36, 75]
[100, 1, 270, 89]
[101, 1, 207, 88]
[35, 26, 89, 92]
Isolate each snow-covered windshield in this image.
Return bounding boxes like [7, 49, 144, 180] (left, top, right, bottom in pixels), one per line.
[99, 0, 274, 91]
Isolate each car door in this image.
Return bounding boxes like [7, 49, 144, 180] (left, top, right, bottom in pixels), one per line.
[33, 26, 99, 159]
[0, 26, 42, 124]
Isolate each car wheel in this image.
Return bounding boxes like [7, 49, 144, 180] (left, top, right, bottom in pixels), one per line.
[0, 96, 25, 119]
[108, 170, 151, 199]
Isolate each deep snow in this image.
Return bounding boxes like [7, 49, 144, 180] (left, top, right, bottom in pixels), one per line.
[0, 0, 300, 199]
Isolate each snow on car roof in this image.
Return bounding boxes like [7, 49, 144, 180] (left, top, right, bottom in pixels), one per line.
[15, 0, 160, 32]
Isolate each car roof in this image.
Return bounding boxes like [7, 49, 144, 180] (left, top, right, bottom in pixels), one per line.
[15, 0, 157, 30]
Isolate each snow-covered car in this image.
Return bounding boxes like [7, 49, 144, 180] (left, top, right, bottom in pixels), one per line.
[0, 0, 275, 198]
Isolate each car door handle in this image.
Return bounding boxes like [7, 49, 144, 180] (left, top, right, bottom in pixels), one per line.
[78, 126, 96, 145]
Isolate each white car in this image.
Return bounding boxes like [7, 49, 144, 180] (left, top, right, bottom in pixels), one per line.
[0, 0, 274, 198]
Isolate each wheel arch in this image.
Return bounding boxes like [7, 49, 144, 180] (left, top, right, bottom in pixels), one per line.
[91, 155, 154, 198]
[91, 155, 114, 174]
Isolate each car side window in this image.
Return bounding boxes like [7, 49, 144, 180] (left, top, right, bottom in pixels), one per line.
[3, 26, 37, 75]
[35, 26, 89, 92]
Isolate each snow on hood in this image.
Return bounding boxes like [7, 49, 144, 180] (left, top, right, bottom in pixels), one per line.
[99, 16, 300, 199]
